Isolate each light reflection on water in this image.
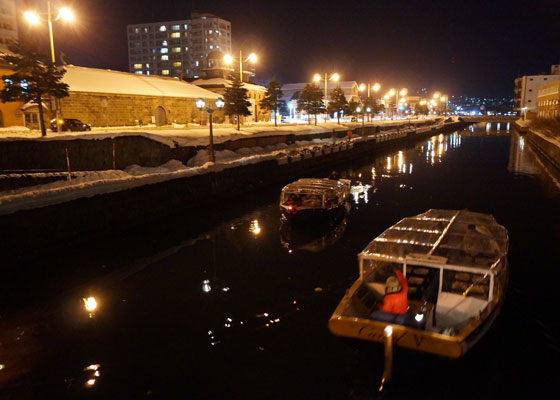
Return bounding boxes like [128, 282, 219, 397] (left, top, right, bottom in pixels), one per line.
[1, 126, 558, 398]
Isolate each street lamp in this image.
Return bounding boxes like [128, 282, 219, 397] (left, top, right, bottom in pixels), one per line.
[440, 95, 447, 115]
[224, 51, 257, 82]
[196, 98, 225, 163]
[313, 72, 340, 111]
[24, 2, 74, 133]
[386, 88, 407, 119]
[359, 82, 381, 98]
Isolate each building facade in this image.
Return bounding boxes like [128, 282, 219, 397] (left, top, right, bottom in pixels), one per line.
[59, 66, 221, 127]
[514, 65, 560, 117]
[0, 0, 17, 50]
[192, 77, 270, 123]
[537, 80, 560, 120]
[127, 12, 232, 79]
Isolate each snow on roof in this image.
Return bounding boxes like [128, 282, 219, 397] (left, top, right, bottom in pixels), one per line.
[62, 65, 220, 99]
[192, 77, 266, 92]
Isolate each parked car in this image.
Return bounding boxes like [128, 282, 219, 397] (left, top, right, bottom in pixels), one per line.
[50, 118, 92, 132]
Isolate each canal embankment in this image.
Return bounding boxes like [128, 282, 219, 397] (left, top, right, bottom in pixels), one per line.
[512, 120, 560, 182]
[0, 120, 465, 263]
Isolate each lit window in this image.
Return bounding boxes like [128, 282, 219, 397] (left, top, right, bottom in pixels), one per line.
[173, 62, 182, 67]
[161, 55, 168, 60]
[208, 30, 213, 34]
[195, 60, 199, 67]
[162, 40, 168, 46]
[209, 45, 213, 50]
[135, 71, 142, 75]
[162, 70, 169, 75]
[133, 63, 142, 69]
[134, 28, 139, 34]
[160, 48, 168, 54]
[159, 25, 166, 32]
[184, 32, 188, 37]
[172, 47, 181, 53]
[145, 63, 150, 68]
[171, 25, 180, 30]
[184, 24, 188, 30]
[170, 32, 180, 38]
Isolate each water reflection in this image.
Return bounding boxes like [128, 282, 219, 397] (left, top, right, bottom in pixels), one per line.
[419, 132, 462, 165]
[279, 215, 348, 253]
[508, 131, 560, 192]
[508, 133, 538, 176]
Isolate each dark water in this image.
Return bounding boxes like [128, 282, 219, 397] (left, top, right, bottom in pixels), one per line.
[1, 123, 559, 399]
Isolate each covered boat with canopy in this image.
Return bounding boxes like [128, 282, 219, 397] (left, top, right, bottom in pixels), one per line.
[329, 209, 509, 359]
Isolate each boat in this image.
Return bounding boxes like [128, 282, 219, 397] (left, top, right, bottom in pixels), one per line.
[329, 209, 509, 359]
[279, 178, 351, 223]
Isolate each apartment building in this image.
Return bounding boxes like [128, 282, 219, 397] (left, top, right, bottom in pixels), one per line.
[0, 0, 17, 50]
[127, 12, 231, 79]
[514, 65, 560, 117]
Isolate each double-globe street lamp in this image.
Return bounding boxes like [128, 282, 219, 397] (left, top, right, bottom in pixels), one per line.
[24, 2, 74, 133]
[224, 51, 257, 82]
[359, 82, 381, 98]
[359, 82, 381, 121]
[313, 72, 340, 118]
[196, 97, 225, 163]
[386, 88, 407, 119]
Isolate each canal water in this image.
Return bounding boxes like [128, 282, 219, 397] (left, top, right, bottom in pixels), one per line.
[1, 123, 558, 399]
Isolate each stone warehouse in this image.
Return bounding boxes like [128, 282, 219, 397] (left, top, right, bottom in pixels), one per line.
[59, 66, 222, 127]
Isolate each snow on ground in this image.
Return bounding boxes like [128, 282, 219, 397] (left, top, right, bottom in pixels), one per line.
[0, 118, 440, 215]
[0, 118, 433, 147]
[0, 136, 338, 216]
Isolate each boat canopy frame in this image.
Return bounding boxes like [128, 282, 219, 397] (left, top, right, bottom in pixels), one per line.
[357, 210, 509, 294]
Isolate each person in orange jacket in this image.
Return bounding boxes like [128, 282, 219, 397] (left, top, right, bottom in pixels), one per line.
[379, 269, 408, 314]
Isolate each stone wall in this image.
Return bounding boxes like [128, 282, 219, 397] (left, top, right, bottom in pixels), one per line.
[59, 92, 225, 127]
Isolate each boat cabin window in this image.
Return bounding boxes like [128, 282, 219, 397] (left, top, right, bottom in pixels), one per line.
[363, 260, 402, 284]
[282, 193, 324, 208]
[441, 270, 490, 300]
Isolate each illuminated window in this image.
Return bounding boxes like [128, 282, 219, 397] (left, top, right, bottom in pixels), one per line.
[145, 63, 150, 68]
[135, 71, 142, 75]
[195, 61, 199, 67]
[171, 25, 180, 30]
[172, 47, 181, 53]
[161, 55, 168, 60]
[162, 70, 169, 75]
[170, 32, 180, 38]
[172, 62, 182, 67]
[162, 40, 168, 46]
[160, 48, 168, 54]
[159, 25, 166, 32]
[184, 24, 188, 29]
[184, 32, 188, 37]
[133, 63, 142, 69]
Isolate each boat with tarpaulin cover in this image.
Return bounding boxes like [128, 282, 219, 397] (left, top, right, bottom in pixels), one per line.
[279, 178, 351, 223]
[329, 209, 509, 358]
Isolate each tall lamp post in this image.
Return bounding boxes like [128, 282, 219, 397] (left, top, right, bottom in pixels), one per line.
[24, 3, 74, 133]
[386, 88, 407, 119]
[196, 98, 225, 163]
[224, 51, 257, 82]
[313, 72, 340, 120]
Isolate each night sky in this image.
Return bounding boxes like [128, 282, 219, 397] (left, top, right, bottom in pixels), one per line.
[24, 0, 560, 98]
